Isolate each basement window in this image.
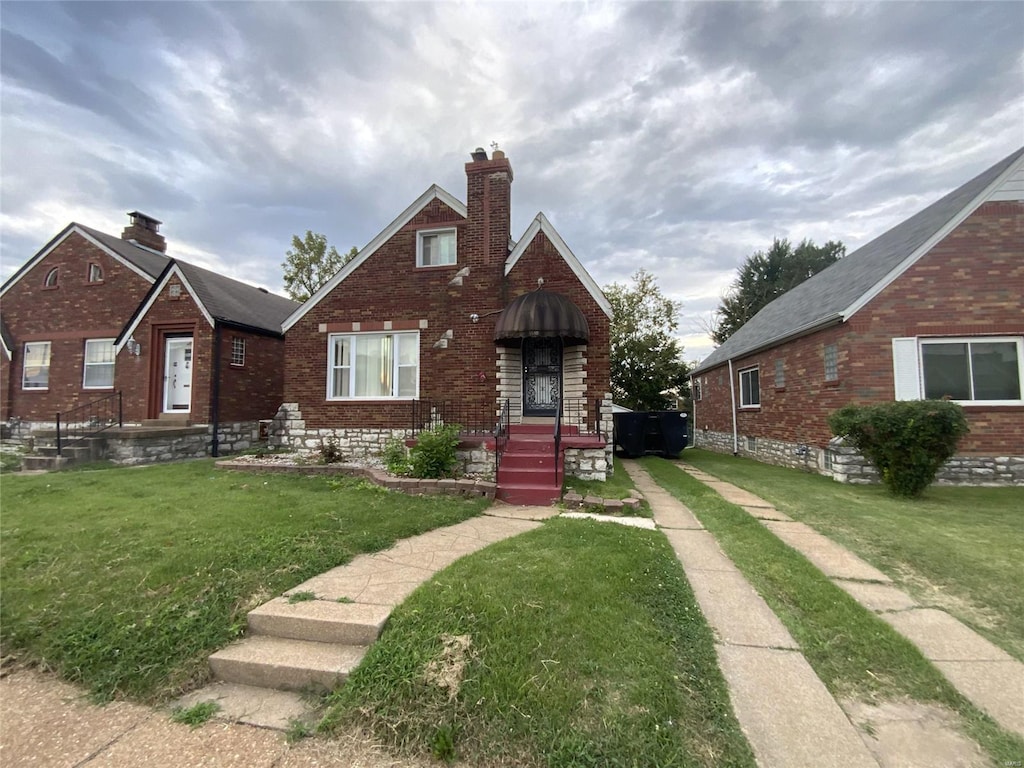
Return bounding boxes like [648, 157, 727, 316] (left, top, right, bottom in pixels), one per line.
[417, 228, 456, 267]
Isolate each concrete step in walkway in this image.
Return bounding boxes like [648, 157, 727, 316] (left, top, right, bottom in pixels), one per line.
[676, 461, 1024, 740]
[192, 505, 558, 729]
[622, 460, 879, 768]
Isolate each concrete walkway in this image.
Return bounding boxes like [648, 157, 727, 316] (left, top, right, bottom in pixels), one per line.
[0, 505, 558, 767]
[622, 460, 880, 768]
[674, 461, 1024, 739]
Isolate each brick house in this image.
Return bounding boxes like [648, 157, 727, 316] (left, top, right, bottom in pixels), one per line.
[0, 212, 298, 459]
[275, 148, 613, 502]
[690, 146, 1024, 486]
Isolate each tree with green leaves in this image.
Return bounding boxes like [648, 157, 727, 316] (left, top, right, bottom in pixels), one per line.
[605, 269, 689, 411]
[282, 231, 358, 302]
[711, 237, 845, 345]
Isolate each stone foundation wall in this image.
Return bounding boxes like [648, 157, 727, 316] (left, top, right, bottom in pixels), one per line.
[563, 447, 609, 481]
[106, 428, 210, 465]
[694, 429, 1024, 487]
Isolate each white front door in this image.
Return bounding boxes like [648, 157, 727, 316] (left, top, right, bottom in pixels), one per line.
[163, 337, 194, 412]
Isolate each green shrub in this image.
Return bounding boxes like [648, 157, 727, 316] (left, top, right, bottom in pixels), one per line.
[829, 400, 969, 498]
[409, 424, 462, 479]
[318, 436, 344, 464]
[382, 437, 412, 476]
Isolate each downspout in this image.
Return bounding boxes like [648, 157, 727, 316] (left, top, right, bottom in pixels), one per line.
[210, 322, 222, 458]
[727, 359, 739, 455]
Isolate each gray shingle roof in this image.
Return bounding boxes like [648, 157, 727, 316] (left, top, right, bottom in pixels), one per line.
[692, 146, 1024, 375]
[77, 223, 172, 279]
[176, 261, 298, 334]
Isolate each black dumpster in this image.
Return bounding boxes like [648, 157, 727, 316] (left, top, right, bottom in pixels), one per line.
[613, 411, 688, 459]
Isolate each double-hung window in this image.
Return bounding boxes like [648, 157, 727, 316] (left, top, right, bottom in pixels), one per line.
[231, 337, 246, 367]
[83, 339, 115, 388]
[417, 228, 456, 267]
[739, 366, 760, 408]
[328, 332, 418, 399]
[23, 342, 52, 389]
[893, 336, 1023, 404]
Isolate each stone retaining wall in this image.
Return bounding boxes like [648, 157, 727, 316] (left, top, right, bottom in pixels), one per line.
[694, 429, 1024, 486]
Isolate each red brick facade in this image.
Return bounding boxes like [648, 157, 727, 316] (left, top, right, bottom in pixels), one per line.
[283, 153, 611, 429]
[694, 202, 1024, 456]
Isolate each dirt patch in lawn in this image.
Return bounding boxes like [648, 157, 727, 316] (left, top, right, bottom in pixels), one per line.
[893, 564, 1001, 631]
[842, 698, 989, 768]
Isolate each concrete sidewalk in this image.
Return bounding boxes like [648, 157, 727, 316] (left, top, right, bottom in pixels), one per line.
[677, 461, 1024, 740]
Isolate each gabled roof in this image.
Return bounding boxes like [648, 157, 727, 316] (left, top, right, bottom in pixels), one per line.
[0, 223, 170, 296]
[505, 213, 613, 318]
[116, 260, 299, 349]
[692, 146, 1024, 375]
[283, 184, 467, 332]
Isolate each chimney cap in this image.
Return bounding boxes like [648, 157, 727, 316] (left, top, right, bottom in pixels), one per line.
[127, 211, 162, 230]
[471, 147, 488, 162]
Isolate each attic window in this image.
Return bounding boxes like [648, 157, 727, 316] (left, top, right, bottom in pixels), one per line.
[88, 263, 103, 283]
[43, 267, 59, 288]
[169, 283, 182, 298]
[417, 228, 456, 267]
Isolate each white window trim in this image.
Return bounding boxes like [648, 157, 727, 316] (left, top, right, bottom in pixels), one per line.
[230, 337, 246, 367]
[326, 331, 420, 401]
[23, 341, 51, 390]
[893, 336, 1024, 406]
[83, 338, 116, 389]
[416, 227, 457, 268]
[739, 366, 760, 408]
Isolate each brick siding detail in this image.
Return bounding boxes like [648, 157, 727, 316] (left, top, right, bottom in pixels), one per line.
[693, 202, 1024, 480]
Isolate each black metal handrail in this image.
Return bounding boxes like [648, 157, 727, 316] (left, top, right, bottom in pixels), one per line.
[411, 399, 495, 436]
[554, 397, 563, 487]
[56, 391, 122, 456]
[494, 398, 510, 476]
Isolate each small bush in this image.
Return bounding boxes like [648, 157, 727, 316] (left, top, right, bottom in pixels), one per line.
[829, 400, 969, 498]
[409, 424, 462, 479]
[382, 437, 412, 476]
[318, 436, 344, 464]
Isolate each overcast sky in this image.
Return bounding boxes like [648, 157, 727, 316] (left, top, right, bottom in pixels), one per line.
[2, 1, 1021, 362]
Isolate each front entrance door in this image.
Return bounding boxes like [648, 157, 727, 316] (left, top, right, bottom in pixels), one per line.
[523, 337, 561, 417]
[163, 337, 193, 412]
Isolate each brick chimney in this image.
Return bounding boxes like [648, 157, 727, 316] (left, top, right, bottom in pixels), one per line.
[122, 211, 166, 252]
[465, 147, 513, 276]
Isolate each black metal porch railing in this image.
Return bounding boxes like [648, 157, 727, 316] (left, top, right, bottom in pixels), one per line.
[56, 391, 123, 456]
[553, 397, 562, 486]
[411, 399, 497, 436]
[495, 398, 510, 476]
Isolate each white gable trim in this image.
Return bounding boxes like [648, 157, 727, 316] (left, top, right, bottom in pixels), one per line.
[842, 151, 1024, 322]
[115, 264, 215, 353]
[1, 333, 11, 361]
[0, 225, 157, 299]
[504, 213, 612, 318]
[282, 185, 466, 332]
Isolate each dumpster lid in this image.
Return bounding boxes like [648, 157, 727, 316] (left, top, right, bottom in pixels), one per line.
[494, 288, 589, 344]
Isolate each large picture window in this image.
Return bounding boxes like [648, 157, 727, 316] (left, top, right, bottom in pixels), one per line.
[739, 366, 760, 408]
[921, 339, 1022, 402]
[417, 228, 456, 267]
[328, 332, 418, 399]
[23, 342, 51, 389]
[83, 339, 115, 388]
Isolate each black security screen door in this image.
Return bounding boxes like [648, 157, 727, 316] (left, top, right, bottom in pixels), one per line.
[523, 337, 561, 417]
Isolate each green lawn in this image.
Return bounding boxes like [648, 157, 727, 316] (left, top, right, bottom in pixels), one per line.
[0, 461, 489, 702]
[321, 518, 756, 768]
[641, 457, 1024, 764]
[679, 449, 1024, 661]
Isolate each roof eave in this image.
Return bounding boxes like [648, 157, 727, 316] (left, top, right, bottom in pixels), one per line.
[691, 314, 844, 375]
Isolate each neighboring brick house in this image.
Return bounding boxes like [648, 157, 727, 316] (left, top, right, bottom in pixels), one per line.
[276, 148, 613, 501]
[690, 147, 1024, 486]
[0, 212, 298, 456]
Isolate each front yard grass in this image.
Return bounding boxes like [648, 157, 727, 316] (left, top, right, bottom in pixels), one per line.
[0, 461, 489, 702]
[641, 457, 1024, 763]
[680, 449, 1024, 661]
[320, 518, 756, 768]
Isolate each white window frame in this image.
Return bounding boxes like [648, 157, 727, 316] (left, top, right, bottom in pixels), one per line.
[824, 344, 838, 382]
[416, 228, 457, 267]
[326, 331, 419, 400]
[893, 336, 1024, 406]
[23, 341, 52, 390]
[83, 338, 116, 389]
[230, 337, 246, 367]
[88, 263, 103, 283]
[739, 366, 760, 408]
